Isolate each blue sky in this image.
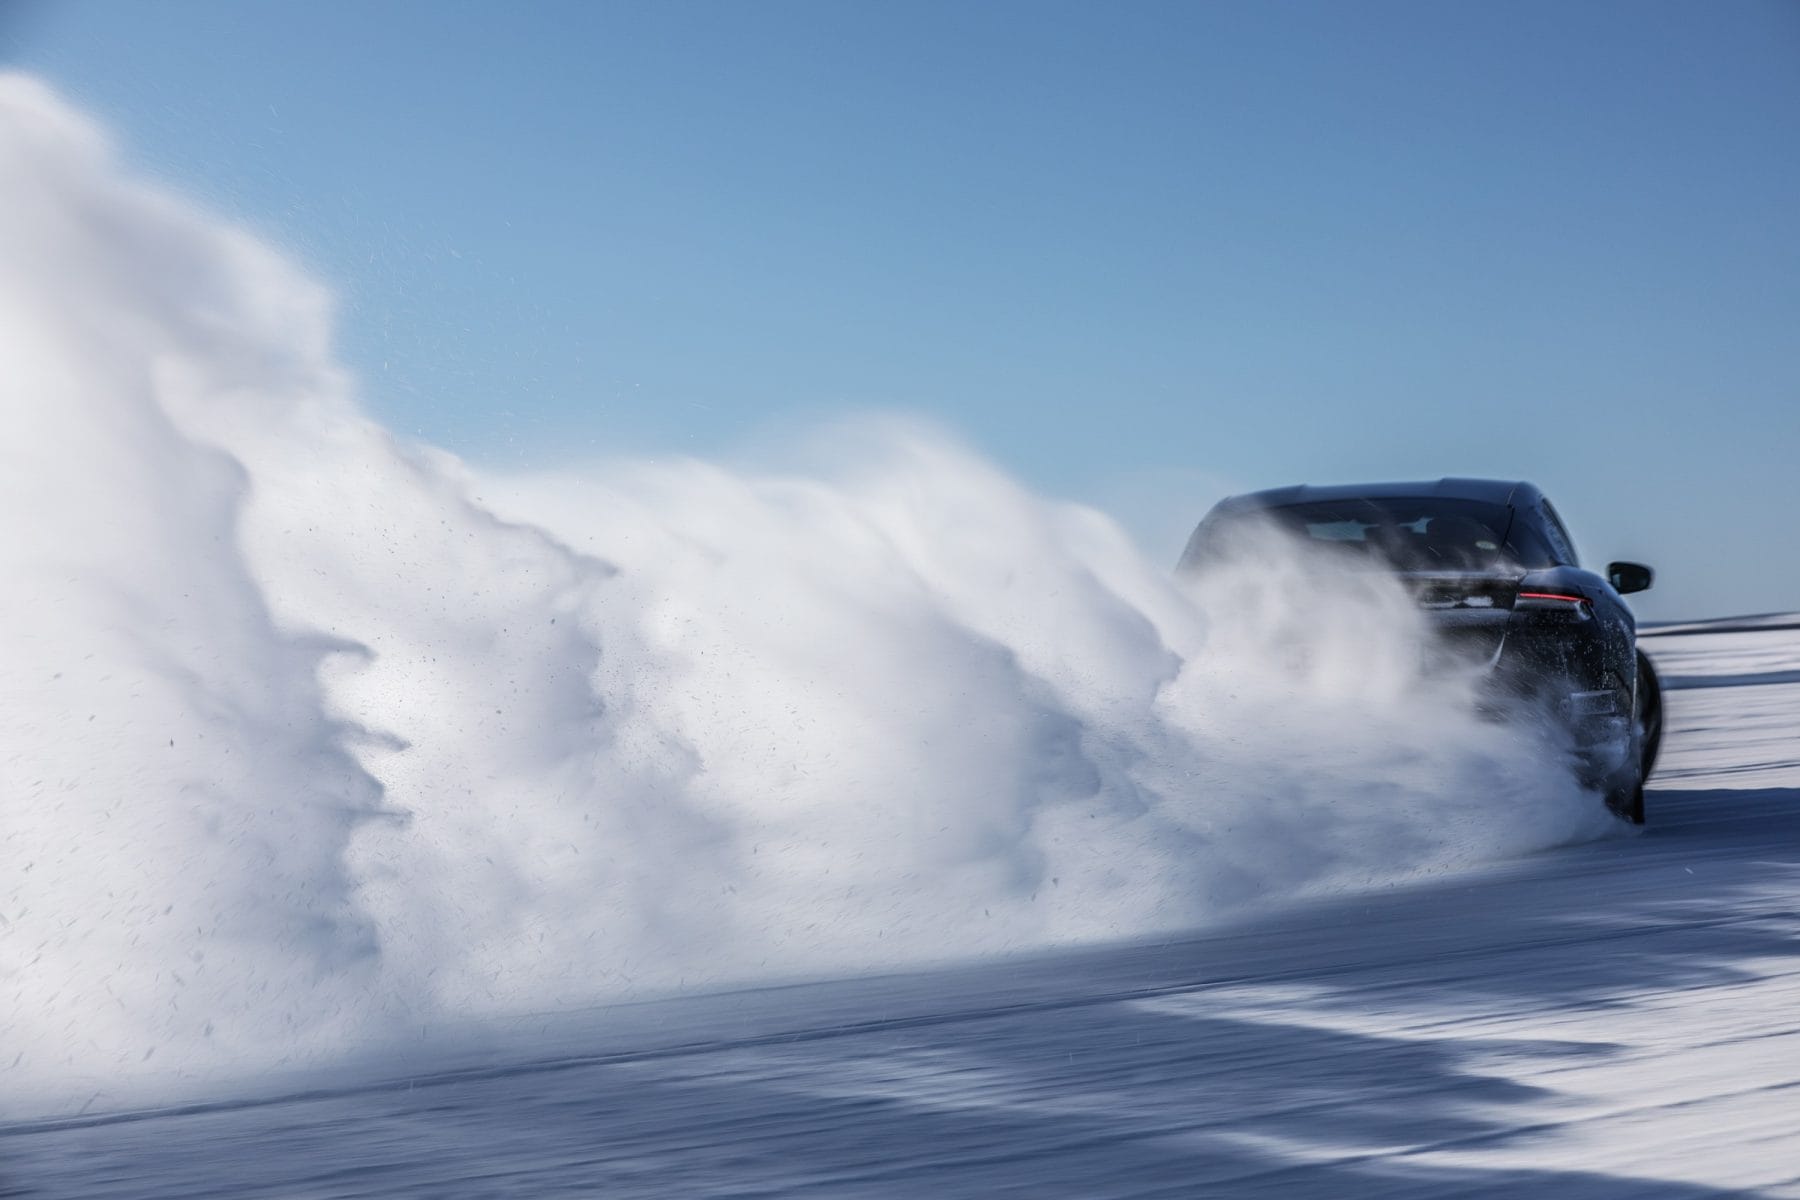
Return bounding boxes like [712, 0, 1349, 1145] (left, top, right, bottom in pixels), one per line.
[5, 0, 1797, 617]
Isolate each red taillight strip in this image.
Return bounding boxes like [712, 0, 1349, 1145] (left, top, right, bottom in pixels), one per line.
[1517, 591, 1589, 604]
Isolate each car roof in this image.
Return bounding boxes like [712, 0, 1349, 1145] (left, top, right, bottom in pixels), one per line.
[1211, 477, 1541, 513]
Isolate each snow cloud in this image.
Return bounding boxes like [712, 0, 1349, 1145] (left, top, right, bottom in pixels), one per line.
[0, 74, 1607, 1111]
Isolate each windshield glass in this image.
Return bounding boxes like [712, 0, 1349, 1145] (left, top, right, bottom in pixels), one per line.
[1260, 498, 1514, 571]
[1180, 497, 1520, 572]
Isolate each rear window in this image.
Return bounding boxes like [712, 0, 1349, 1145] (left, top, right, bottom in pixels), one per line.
[1268, 498, 1514, 569]
[1193, 497, 1517, 571]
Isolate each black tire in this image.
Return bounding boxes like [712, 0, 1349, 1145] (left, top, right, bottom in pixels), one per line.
[1608, 649, 1661, 826]
[1636, 648, 1663, 783]
[1610, 779, 1646, 825]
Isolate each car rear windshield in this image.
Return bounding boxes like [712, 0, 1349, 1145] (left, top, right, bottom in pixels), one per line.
[1239, 498, 1515, 571]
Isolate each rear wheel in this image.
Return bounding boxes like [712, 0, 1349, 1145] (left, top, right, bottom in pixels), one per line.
[1607, 649, 1661, 826]
[1609, 779, 1646, 825]
[1636, 648, 1663, 781]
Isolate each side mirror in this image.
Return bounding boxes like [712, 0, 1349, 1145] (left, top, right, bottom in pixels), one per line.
[1607, 561, 1653, 595]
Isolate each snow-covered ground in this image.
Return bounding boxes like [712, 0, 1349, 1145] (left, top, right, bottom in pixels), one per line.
[5, 619, 1795, 1198]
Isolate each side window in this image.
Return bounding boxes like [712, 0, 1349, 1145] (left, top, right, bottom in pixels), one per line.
[1540, 501, 1580, 567]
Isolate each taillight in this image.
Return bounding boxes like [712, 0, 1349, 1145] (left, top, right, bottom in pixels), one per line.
[1515, 590, 1590, 612]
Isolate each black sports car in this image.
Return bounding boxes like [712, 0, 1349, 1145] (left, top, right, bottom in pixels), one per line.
[1178, 478, 1661, 823]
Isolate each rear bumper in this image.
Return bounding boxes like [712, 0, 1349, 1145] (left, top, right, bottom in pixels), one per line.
[1432, 620, 1634, 784]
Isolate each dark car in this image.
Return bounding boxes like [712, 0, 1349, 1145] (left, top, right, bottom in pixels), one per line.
[1178, 478, 1662, 823]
